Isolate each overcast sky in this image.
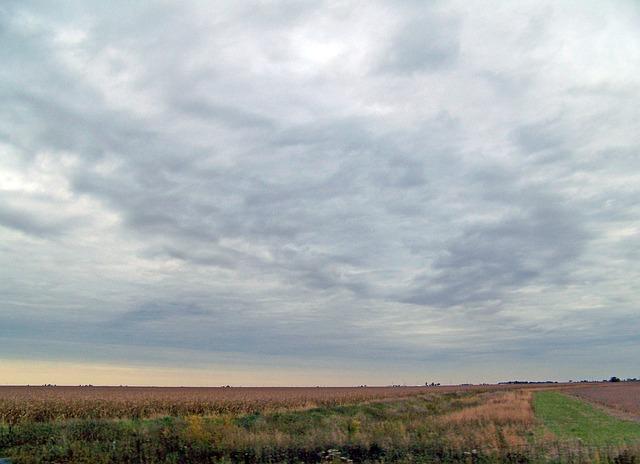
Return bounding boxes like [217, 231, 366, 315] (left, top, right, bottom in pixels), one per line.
[1, 0, 639, 386]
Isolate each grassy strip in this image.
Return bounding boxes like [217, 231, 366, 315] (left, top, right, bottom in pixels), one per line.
[533, 391, 640, 446]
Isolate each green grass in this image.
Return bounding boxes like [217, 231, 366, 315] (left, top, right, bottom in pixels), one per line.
[534, 391, 640, 446]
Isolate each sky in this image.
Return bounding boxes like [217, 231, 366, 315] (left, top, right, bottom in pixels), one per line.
[1, 0, 639, 386]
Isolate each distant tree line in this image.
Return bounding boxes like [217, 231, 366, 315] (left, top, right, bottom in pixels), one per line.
[498, 377, 639, 384]
[498, 381, 558, 385]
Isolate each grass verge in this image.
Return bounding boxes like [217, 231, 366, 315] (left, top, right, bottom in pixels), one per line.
[533, 390, 640, 446]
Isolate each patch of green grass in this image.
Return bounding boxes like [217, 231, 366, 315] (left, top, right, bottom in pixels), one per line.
[534, 391, 640, 446]
[234, 411, 262, 429]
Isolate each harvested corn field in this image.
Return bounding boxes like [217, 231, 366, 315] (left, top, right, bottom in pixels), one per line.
[564, 382, 640, 418]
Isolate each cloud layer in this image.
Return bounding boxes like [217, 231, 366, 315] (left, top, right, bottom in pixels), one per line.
[1, 0, 639, 384]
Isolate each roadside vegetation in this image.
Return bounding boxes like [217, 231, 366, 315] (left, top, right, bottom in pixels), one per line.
[1, 386, 640, 463]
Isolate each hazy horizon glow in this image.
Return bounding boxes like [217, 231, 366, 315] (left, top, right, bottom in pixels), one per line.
[1, 0, 639, 386]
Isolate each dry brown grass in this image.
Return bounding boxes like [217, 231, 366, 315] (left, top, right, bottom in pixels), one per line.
[442, 390, 534, 426]
[439, 390, 535, 451]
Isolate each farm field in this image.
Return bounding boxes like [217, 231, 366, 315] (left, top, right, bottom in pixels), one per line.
[0, 383, 639, 463]
[563, 382, 640, 418]
[0, 386, 539, 463]
[0, 386, 432, 423]
[0, 384, 562, 424]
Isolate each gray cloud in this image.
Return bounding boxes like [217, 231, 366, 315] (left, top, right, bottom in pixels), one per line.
[0, 202, 70, 238]
[378, 9, 460, 73]
[1, 0, 639, 383]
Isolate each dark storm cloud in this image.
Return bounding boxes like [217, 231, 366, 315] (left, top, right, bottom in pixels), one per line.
[1, 0, 639, 381]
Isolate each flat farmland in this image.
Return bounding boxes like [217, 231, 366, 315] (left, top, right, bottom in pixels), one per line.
[0, 386, 423, 423]
[0, 386, 547, 463]
[3, 383, 639, 463]
[0, 384, 559, 423]
[564, 382, 640, 418]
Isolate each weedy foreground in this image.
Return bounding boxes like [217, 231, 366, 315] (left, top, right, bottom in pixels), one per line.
[1, 385, 639, 463]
